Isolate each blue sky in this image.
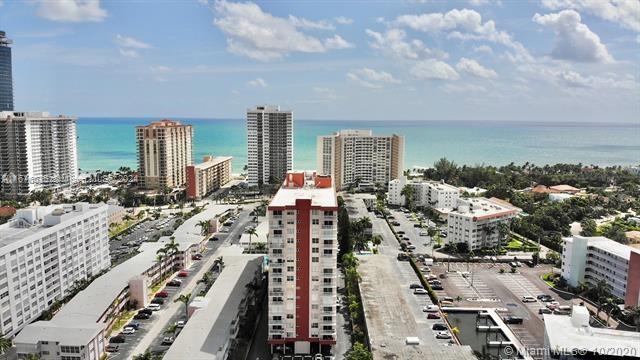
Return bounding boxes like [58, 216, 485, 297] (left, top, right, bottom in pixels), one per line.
[0, 0, 638, 122]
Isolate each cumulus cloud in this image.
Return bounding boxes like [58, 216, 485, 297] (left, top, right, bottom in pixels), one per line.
[394, 8, 533, 63]
[247, 78, 268, 88]
[36, 0, 107, 22]
[533, 10, 614, 63]
[348, 68, 401, 88]
[119, 49, 139, 58]
[324, 35, 354, 50]
[556, 70, 635, 89]
[541, 0, 640, 32]
[365, 28, 449, 61]
[115, 35, 151, 49]
[213, 1, 352, 61]
[288, 15, 335, 30]
[456, 57, 498, 78]
[335, 16, 354, 25]
[473, 45, 494, 54]
[410, 60, 460, 80]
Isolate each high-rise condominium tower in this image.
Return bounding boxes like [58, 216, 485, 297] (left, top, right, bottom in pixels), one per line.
[0, 111, 78, 197]
[246, 105, 293, 187]
[267, 171, 338, 355]
[316, 129, 404, 189]
[136, 119, 193, 190]
[0, 31, 13, 111]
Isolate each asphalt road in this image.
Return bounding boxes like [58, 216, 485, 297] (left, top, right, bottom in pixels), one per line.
[109, 215, 180, 265]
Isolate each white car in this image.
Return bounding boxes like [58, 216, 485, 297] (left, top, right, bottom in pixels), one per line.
[422, 305, 440, 312]
[122, 327, 136, 335]
[147, 303, 161, 311]
[414, 288, 429, 295]
[436, 331, 452, 339]
[176, 320, 186, 328]
[522, 295, 536, 303]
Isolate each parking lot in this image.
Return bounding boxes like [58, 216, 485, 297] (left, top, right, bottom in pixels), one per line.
[387, 209, 436, 256]
[428, 261, 568, 360]
[110, 214, 180, 265]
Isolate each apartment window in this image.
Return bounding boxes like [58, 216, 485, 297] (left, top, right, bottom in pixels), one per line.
[312, 238, 319, 244]
[312, 219, 319, 225]
[312, 257, 319, 263]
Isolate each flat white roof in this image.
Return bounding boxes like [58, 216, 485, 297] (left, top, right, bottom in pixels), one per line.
[164, 247, 263, 360]
[193, 156, 232, 170]
[544, 307, 640, 356]
[14, 322, 103, 347]
[570, 235, 640, 259]
[450, 197, 518, 219]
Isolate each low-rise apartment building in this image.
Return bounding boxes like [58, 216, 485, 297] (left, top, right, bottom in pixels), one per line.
[543, 305, 640, 359]
[388, 176, 460, 210]
[267, 171, 338, 355]
[186, 155, 233, 200]
[0, 203, 110, 337]
[164, 246, 264, 360]
[446, 197, 519, 250]
[561, 235, 640, 305]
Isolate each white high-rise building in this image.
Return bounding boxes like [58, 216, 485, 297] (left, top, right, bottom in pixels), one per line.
[247, 105, 293, 187]
[0, 111, 78, 197]
[0, 202, 110, 337]
[267, 172, 338, 355]
[388, 176, 460, 210]
[316, 129, 404, 189]
[446, 197, 519, 250]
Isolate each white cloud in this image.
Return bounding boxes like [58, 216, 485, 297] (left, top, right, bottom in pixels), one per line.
[347, 68, 401, 88]
[394, 8, 533, 63]
[324, 35, 354, 50]
[410, 59, 460, 80]
[115, 35, 152, 49]
[365, 28, 449, 61]
[213, 1, 351, 61]
[119, 49, 139, 58]
[36, 0, 107, 22]
[335, 16, 354, 25]
[533, 10, 614, 63]
[473, 45, 494, 54]
[556, 70, 635, 89]
[247, 78, 268, 88]
[456, 57, 498, 78]
[541, 0, 640, 32]
[150, 65, 172, 74]
[288, 15, 335, 30]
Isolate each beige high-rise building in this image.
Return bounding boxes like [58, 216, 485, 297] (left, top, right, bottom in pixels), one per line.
[136, 119, 193, 190]
[316, 129, 404, 189]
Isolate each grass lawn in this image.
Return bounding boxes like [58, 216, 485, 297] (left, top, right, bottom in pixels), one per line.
[109, 219, 141, 238]
[541, 272, 556, 287]
[505, 238, 523, 250]
[109, 310, 135, 335]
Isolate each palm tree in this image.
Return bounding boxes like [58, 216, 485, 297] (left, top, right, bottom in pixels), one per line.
[25, 354, 40, 360]
[246, 226, 258, 253]
[353, 235, 368, 253]
[481, 226, 496, 248]
[196, 220, 211, 236]
[603, 297, 618, 327]
[400, 185, 415, 210]
[133, 350, 157, 360]
[497, 222, 510, 252]
[342, 252, 359, 268]
[156, 250, 166, 280]
[0, 335, 12, 354]
[371, 234, 382, 248]
[164, 237, 179, 256]
[254, 242, 267, 253]
[174, 293, 192, 320]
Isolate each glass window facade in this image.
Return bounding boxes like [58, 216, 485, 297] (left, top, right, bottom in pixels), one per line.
[0, 31, 14, 112]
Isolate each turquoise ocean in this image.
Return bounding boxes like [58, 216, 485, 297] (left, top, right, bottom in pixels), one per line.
[77, 118, 640, 174]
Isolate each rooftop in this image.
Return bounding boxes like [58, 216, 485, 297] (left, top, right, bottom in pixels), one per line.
[14, 322, 103, 347]
[0, 203, 107, 249]
[268, 172, 337, 209]
[544, 306, 640, 356]
[248, 105, 288, 112]
[192, 155, 233, 170]
[0, 111, 75, 119]
[164, 247, 263, 360]
[136, 119, 190, 128]
[451, 197, 519, 220]
[567, 235, 640, 259]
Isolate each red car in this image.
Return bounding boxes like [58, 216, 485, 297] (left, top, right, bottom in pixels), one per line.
[155, 291, 168, 298]
[177, 271, 189, 278]
[192, 254, 203, 260]
[427, 313, 441, 319]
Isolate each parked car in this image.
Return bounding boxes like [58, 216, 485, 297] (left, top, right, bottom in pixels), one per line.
[428, 280, 442, 286]
[151, 298, 165, 305]
[167, 280, 182, 287]
[147, 303, 161, 311]
[432, 323, 448, 331]
[155, 290, 169, 298]
[503, 316, 523, 324]
[138, 308, 153, 316]
[431, 285, 444, 291]
[407, 245, 417, 250]
[546, 301, 560, 309]
[134, 313, 151, 320]
[436, 331, 452, 339]
[105, 344, 119, 352]
[109, 335, 126, 344]
[176, 320, 186, 328]
[192, 254, 203, 260]
[127, 322, 141, 330]
[522, 296, 536, 303]
[413, 288, 429, 295]
[397, 231, 405, 235]
[539, 308, 552, 315]
[177, 271, 189, 277]
[427, 313, 441, 319]
[441, 296, 453, 302]
[122, 327, 136, 335]
[409, 283, 423, 289]
[423, 305, 440, 312]
[161, 337, 174, 346]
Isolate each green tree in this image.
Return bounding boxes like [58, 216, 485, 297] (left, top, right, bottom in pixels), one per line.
[196, 220, 211, 236]
[580, 218, 597, 236]
[346, 342, 372, 360]
[400, 184, 415, 210]
[630, 306, 640, 332]
[245, 226, 258, 253]
[0, 335, 12, 354]
[337, 197, 352, 259]
[174, 293, 192, 320]
[431, 157, 459, 183]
